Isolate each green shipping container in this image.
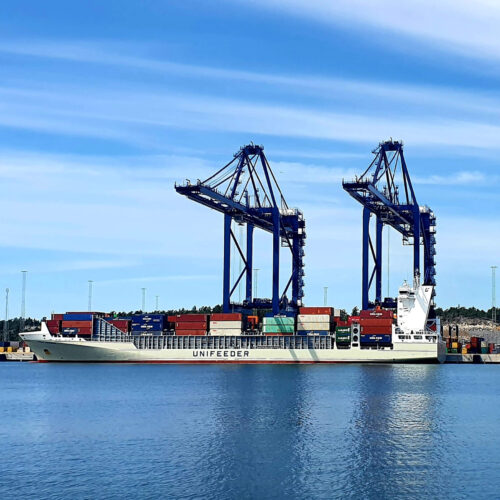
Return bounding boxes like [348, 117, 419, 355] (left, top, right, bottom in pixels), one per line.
[263, 325, 295, 333]
[263, 317, 295, 326]
[481, 347, 488, 354]
[336, 326, 351, 334]
[336, 336, 351, 343]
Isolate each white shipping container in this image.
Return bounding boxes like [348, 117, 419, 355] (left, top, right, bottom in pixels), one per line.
[209, 321, 243, 329]
[334, 308, 341, 317]
[297, 322, 331, 331]
[209, 328, 243, 336]
[297, 314, 331, 323]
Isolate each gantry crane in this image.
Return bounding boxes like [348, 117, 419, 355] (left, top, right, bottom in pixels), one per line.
[343, 140, 436, 310]
[175, 144, 306, 314]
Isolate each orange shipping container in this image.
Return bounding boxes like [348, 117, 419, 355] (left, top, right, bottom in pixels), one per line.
[299, 307, 332, 315]
[211, 313, 242, 321]
[175, 330, 206, 336]
[176, 322, 207, 330]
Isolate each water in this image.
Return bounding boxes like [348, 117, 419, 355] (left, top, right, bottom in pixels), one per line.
[1, 363, 499, 499]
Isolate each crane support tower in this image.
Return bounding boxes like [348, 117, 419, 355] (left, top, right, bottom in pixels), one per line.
[175, 144, 306, 314]
[343, 140, 436, 310]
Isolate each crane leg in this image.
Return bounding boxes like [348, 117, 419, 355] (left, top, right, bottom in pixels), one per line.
[223, 214, 231, 313]
[376, 217, 383, 304]
[362, 207, 370, 310]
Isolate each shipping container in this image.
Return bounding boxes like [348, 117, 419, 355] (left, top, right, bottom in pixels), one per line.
[296, 330, 329, 336]
[297, 322, 331, 331]
[262, 325, 295, 333]
[359, 318, 393, 327]
[360, 334, 392, 344]
[297, 314, 331, 323]
[210, 313, 242, 321]
[359, 309, 393, 319]
[61, 321, 93, 328]
[175, 330, 207, 336]
[361, 326, 392, 335]
[62, 328, 79, 334]
[131, 314, 165, 325]
[0, 341, 10, 347]
[171, 314, 209, 322]
[262, 317, 295, 326]
[131, 323, 162, 331]
[209, 328, 242, 336]
[209, 321, 243, 329]
[336, 326, 351, 334]
[299, 307, 332, 315]
[63, 313, 93, 321]
[51, 313, 64, 321]
[176, 322, 208, 330]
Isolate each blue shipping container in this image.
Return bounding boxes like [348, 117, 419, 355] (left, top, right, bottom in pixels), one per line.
[63, 313, 93, 321]
[62, 328, 78, 334]
[132, 314, 164, 323]
[0, 341, 10, 347]
[131, 323, 162, 331]
[360, 334, 392, 344]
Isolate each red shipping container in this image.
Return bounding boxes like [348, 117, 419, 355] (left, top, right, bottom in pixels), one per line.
[360, 309, 393, 319]
[176, 322, 207, 330]
[46, 319, 60, 327]
[299, 307, 332, 315]
[75, 327, 92, 335]
[47, 325, 60, 334]
[359, 318, 393, 327]
[51, 313, 64, 321]
[210, 313, 242, 321]
[173, 314, 209, 322]
[175, 330, 206, 336]
[167, 315, 177, 322]
[62, 321, 93, 328]
[350, 316, 360, 322]
[107, 320, 130, 332]
[361, 326, 392, 334]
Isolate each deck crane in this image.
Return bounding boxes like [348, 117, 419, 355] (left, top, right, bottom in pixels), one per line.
[175, 144, 306, 315]
[342, 140, 436, 310]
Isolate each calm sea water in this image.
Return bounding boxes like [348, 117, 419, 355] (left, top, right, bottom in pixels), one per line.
[1, 363, 499, 499]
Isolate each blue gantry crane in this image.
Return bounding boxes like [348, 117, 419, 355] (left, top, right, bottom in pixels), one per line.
[175, 144, 306, 314]
[343, 140, 436, 310]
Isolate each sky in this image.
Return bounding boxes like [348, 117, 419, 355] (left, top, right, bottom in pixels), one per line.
[0, 0, 498, 318]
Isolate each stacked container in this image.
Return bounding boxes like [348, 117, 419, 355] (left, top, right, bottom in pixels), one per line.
[131, 314, 165, 335]
[335, 326, 351, 346]
[359, 309, 393, 345]
[209, 313, 243, 335]
[262, 316, 295, 335]
[171, 314, 208, 336]
[61, 313, 94, 336]
[296, 306, 333, 335]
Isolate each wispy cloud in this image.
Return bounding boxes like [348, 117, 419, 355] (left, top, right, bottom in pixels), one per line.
[238, 0, 500, 61]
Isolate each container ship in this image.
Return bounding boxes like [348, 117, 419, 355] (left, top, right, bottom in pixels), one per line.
[21, 281, 446, 363]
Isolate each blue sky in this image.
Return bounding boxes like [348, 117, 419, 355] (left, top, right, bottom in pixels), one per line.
[0, 0, 498, 318]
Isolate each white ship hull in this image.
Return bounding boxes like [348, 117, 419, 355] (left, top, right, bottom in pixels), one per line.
[23, 336, 446, 364]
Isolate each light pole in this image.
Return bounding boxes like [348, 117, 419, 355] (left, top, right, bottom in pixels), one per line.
[492, 266, 497, 324]
[88, 280, 93, 312]
[155, 295, 159, 312]
[21, 271, 27, 332]
[323, 287, 328, 307]
[3, 288, 9, 342]
[141, 288, 146, 312]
